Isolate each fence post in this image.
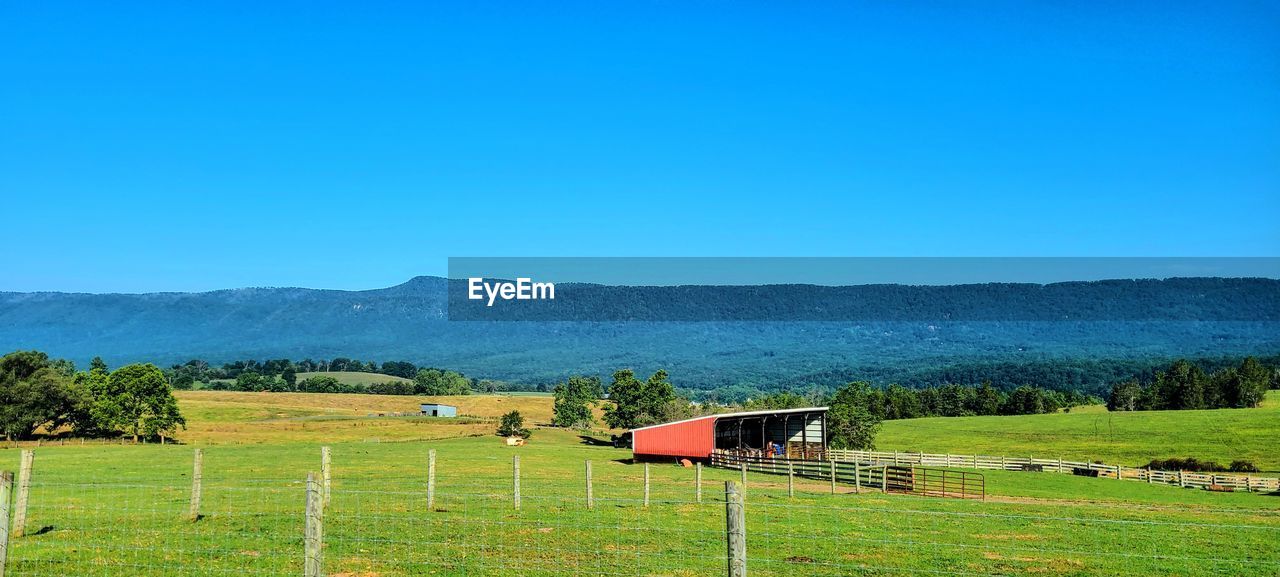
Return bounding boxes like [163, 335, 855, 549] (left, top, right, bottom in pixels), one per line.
[894, 451, 900, 465]
[320, 446, 332, 508]
[304, 472, 324, 577]
[829, 460, 836, 494]
[881, 466, 887, 492]
[12, 450, 33, 538]
[643, 462, 650, 507]
[0, 471, 12, 577]
[504, 455, 514, 511]
[188, 449, 203, 522]
[696, 462, 703, 503]
[787, 463, 794, 498]
[585, 460, 593, 509]
[724, 481, 746, 577]
[427, 449, 437, 510]
[1179, 470, 1185, 488]
[740, 462, 747, 488]
[1000, 455, 1006, 470]
[1114, 465, 1121, 480]
[853, 462, 860, 494]
[1057, 457, 1063, 474]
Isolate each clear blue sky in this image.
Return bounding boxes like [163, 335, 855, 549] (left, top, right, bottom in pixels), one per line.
[3, 1, 1277, 293]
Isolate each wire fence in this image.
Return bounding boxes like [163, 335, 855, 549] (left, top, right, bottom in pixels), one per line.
[2, 447, 1279, 576]
[829, 449, 1280, 492]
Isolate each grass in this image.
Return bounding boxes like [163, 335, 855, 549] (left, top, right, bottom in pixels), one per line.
[1, 391, 1277, 576]
[879, 392, 1280, 471]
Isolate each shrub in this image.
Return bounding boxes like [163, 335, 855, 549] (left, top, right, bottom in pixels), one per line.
[497, 410, 531, 439]
[1228, 460, 1260, 473]
[1143, 458, 1223, 472]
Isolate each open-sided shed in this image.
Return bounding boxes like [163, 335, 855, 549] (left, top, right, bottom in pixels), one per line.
[630, 407, 829, 461]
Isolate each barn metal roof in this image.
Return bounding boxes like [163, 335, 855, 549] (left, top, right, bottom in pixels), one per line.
[628, 406, 829, 433]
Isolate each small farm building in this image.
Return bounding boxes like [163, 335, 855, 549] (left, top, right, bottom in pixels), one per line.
[420, 403, 458, 417]
[630, 407, 829, 461]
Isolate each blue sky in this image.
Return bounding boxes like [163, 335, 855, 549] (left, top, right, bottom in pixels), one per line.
[2, 1, 1277, 292]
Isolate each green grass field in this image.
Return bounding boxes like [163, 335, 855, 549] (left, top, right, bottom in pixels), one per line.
[1, 392, 1277, 576]
[880, 393, 1280, 471]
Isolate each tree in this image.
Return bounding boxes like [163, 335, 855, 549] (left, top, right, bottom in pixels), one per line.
[826, 381, 881, 450]
[281, 367, 297, 388]
[602, 369, 680, 429]
[1107, 380, 1142, 411]
[413, 368, 473, 396]
[552, 375, 602, 428]
[0, 351, 85, 440]
[92, 363, 186, 442]
[497, 410, 531, 438]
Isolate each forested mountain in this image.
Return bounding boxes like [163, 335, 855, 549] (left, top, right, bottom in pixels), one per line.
[1, 277, 1276, 398]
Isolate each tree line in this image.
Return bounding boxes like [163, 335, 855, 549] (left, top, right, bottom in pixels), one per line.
[166, 357, 478, 396]
[0, 351, 184, 441]
[1107, 357, 1273, 412]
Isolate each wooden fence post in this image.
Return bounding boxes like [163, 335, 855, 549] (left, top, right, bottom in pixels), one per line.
[787, 463, 795, 498]
[829, 460, 836, 494]
[643, 462, 650, 507]
[881, 466, 887, 492]
[1057, 457, 1063, 474]
[304, 472, 323, 577]
[725, 481, 746, 577]
[740, 462, 747, 488]
[0, 471, 12, 577]
[585, 460, 593, 510]
[12, 450, 33, 538]
[853, 462, 861, 494]
[695, 462, 703, 503]
[504, 455, 514, 511]
[188, 449, 203, 522]
[427, 449, 436, 510]
[320, 446, 332, 508]
[1179, 470, 1185, 488]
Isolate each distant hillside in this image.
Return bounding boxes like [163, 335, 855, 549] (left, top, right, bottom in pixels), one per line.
[1, 276, 1276, 395]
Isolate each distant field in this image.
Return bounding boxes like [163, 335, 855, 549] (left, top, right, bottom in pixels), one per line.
[294, 370, 411, 385]
[879, 392, 1280, 471]
[172, 390, 557, 444]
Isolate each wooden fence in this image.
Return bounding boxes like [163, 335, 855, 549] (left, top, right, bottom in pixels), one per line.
[827, 449, 1280, 493]
[709, 450, 985, 499]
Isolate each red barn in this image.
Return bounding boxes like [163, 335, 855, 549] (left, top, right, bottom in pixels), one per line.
[630, 407, 829, 461]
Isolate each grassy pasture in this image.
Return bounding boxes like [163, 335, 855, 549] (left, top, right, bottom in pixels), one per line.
[878, 392, 1280, 471]
[1, 391, 1277, 576]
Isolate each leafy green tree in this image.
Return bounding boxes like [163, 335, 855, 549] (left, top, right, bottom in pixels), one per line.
[89, 357, 109, 373]
[552, 375, 602, 428]
[281, 367, 297, 388]
[497, 410, 531, 438]
[743, 391, 808, 411]
[0, 351, 86, 440]
[826, 381, 881, 450]
[92, 363, 186, 442]
[602, 369, 680, 429]
[413, 368, 473, 395]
